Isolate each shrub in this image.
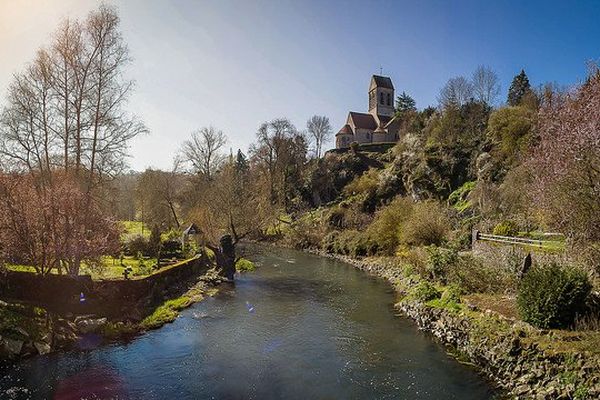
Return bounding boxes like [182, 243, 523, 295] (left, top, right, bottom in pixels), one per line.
[399, 201, 450, 246]
[446, 254, 517, 294]
[410, 281, 441, 302]
[425, 246, 458, 282]
[517, 263, 592, 329]
[161, 239, 183, 259]
[366, 197, 413, 255]
[125, 235, 149, 257]
[236, 258, 256, 272]
[493, 220, 519, 236]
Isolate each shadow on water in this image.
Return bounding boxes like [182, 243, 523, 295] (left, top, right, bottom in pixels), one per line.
[0, 245, 499, 400]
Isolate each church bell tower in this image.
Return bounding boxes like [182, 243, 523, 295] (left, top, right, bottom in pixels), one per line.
[368, 75, 395, 118]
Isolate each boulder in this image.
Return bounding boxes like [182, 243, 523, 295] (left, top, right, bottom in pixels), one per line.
[3, 338, 24, 356]
[34, 341, 51, 355]
[76, 317, 107, 334]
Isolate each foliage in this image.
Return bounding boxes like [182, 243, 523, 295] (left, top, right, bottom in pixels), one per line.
[425, 246, 458, 281]
[366, 197, 413, 255]
[0, 173, 120, 276]
[410, 281, 441, 302]
[448, 181, 476, 213]
[141, 296, 192, 330]
[507, 69, 532, 106]
[148, 225, 162, 257]
[493, 220, 519, 236]
[530, 69, 600, 269]
[517, 263, 592, 329]
[395, 91, 417, 113]
[486, 106, 535, 167]
[398, 201, 450, 247]
[235, 258, 256, 272]
[125, 235, 150, 257]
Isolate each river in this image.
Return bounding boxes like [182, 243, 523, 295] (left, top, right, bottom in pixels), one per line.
[1, 246, 497, 399]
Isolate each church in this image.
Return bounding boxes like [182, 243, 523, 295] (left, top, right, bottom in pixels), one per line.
[335, 75, 401, 149]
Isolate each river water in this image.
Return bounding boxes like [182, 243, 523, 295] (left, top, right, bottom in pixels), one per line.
[1, 246, 497, 399]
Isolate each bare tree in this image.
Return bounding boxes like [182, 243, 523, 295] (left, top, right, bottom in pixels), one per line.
[181, 126, 227, 179]
[438, 76, 473, 108]
[306, 115, 332, 158]
[0, 4, 146, 184]
[472, 65, 500, 105]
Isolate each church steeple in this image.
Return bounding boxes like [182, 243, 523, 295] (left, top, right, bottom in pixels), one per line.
[368, 75, 395, 118]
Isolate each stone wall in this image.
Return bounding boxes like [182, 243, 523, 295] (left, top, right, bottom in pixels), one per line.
[472, 238, 570, 272]
[0, 256, 211, 318]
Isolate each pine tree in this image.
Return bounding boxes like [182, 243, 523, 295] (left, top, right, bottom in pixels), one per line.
[396, 91, 417, 113]
[507, 70, 532, 106]
[235, 149, 249, 174]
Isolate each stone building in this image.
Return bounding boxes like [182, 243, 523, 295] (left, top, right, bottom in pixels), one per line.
[335, 75, 402, 149]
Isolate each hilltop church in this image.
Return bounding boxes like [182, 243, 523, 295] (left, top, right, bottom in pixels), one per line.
[335, 75, 401, 149]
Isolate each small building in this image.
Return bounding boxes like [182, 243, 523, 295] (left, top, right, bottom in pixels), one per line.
[335, 75, 402, 149]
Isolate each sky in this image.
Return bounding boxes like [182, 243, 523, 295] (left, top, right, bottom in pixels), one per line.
[1, 0, 599, 171]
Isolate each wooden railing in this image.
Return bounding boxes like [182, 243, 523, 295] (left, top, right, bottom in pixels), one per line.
[472, 230, 563, 250]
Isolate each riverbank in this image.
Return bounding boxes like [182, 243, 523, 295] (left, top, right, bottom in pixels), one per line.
[0, 266, 224, 362]
[302, 248, 600, 399]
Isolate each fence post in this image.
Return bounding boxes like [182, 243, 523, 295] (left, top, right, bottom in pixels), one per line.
[472, 229, 480, 247]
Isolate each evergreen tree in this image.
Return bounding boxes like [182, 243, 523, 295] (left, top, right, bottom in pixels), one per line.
[507, 70, 532, 106]
[396, 91, 417, 113]
[235, 149, 249, 174]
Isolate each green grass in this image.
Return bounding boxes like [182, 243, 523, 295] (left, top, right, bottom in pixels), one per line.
[121, 220, 150, 240]
[7, 255, 159, 280]
[140, 296, 192, 330]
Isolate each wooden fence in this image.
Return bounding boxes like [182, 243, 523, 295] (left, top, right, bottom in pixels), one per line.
[472, 230, 564, 251]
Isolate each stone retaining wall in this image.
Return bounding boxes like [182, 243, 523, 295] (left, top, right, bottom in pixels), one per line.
[0, 256, 211, 318]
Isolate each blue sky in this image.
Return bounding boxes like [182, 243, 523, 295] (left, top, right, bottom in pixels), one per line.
[1, 0, 599, 171]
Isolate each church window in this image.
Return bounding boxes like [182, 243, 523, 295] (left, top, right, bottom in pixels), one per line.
[379, 92, 384, 105]
[387, 93, 391, 106]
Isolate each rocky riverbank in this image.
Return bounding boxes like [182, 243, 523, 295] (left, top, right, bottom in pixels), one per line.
[308, 249, 600, 400]
[0, 271, 223, 362]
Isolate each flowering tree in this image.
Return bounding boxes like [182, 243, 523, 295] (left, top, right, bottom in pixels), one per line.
[0, 173, 120, 276]
[531, 68, 600, 265]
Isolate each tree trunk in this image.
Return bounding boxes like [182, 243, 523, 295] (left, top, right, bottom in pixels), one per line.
[209, 234, 236, 281]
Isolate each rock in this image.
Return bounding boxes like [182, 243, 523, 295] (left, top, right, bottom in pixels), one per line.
[34, 341, 51, 355]
[15, 327, 30, 338]
[3, 338, 24, 356]
[76, 317, 107, 334]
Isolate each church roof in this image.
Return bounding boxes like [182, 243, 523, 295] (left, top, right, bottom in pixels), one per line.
[336, 124, 353, 136]
[376, 115, 393, 127]
[371, 75, 394, 90]
[348, 112, 377, 130]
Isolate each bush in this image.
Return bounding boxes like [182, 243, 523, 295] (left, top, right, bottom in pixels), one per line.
[236, 258, 256, 272]
[410, 281, 441, 302]
[366, 197, 413, 255]
[125, 235, 149, 257]
[446, 254, 517, 294]
[517, 263, 592, 329]
[493, 220, 519, 236]
[399, 201, 450, 246]
[161, 239, 183, 259]
[425, 246, 458, 282]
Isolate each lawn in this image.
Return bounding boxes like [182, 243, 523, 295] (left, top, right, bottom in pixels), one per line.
[7, 255, 159, 280]
[121, 220, 150, 240]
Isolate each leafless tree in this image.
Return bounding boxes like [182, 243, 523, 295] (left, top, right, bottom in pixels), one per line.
[0, 5, 146, 185]
[306, 115, 332, 158]
[472, 65, 500, 105]
[438, 76, 473, 108]
[181, 126, 227, 179]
